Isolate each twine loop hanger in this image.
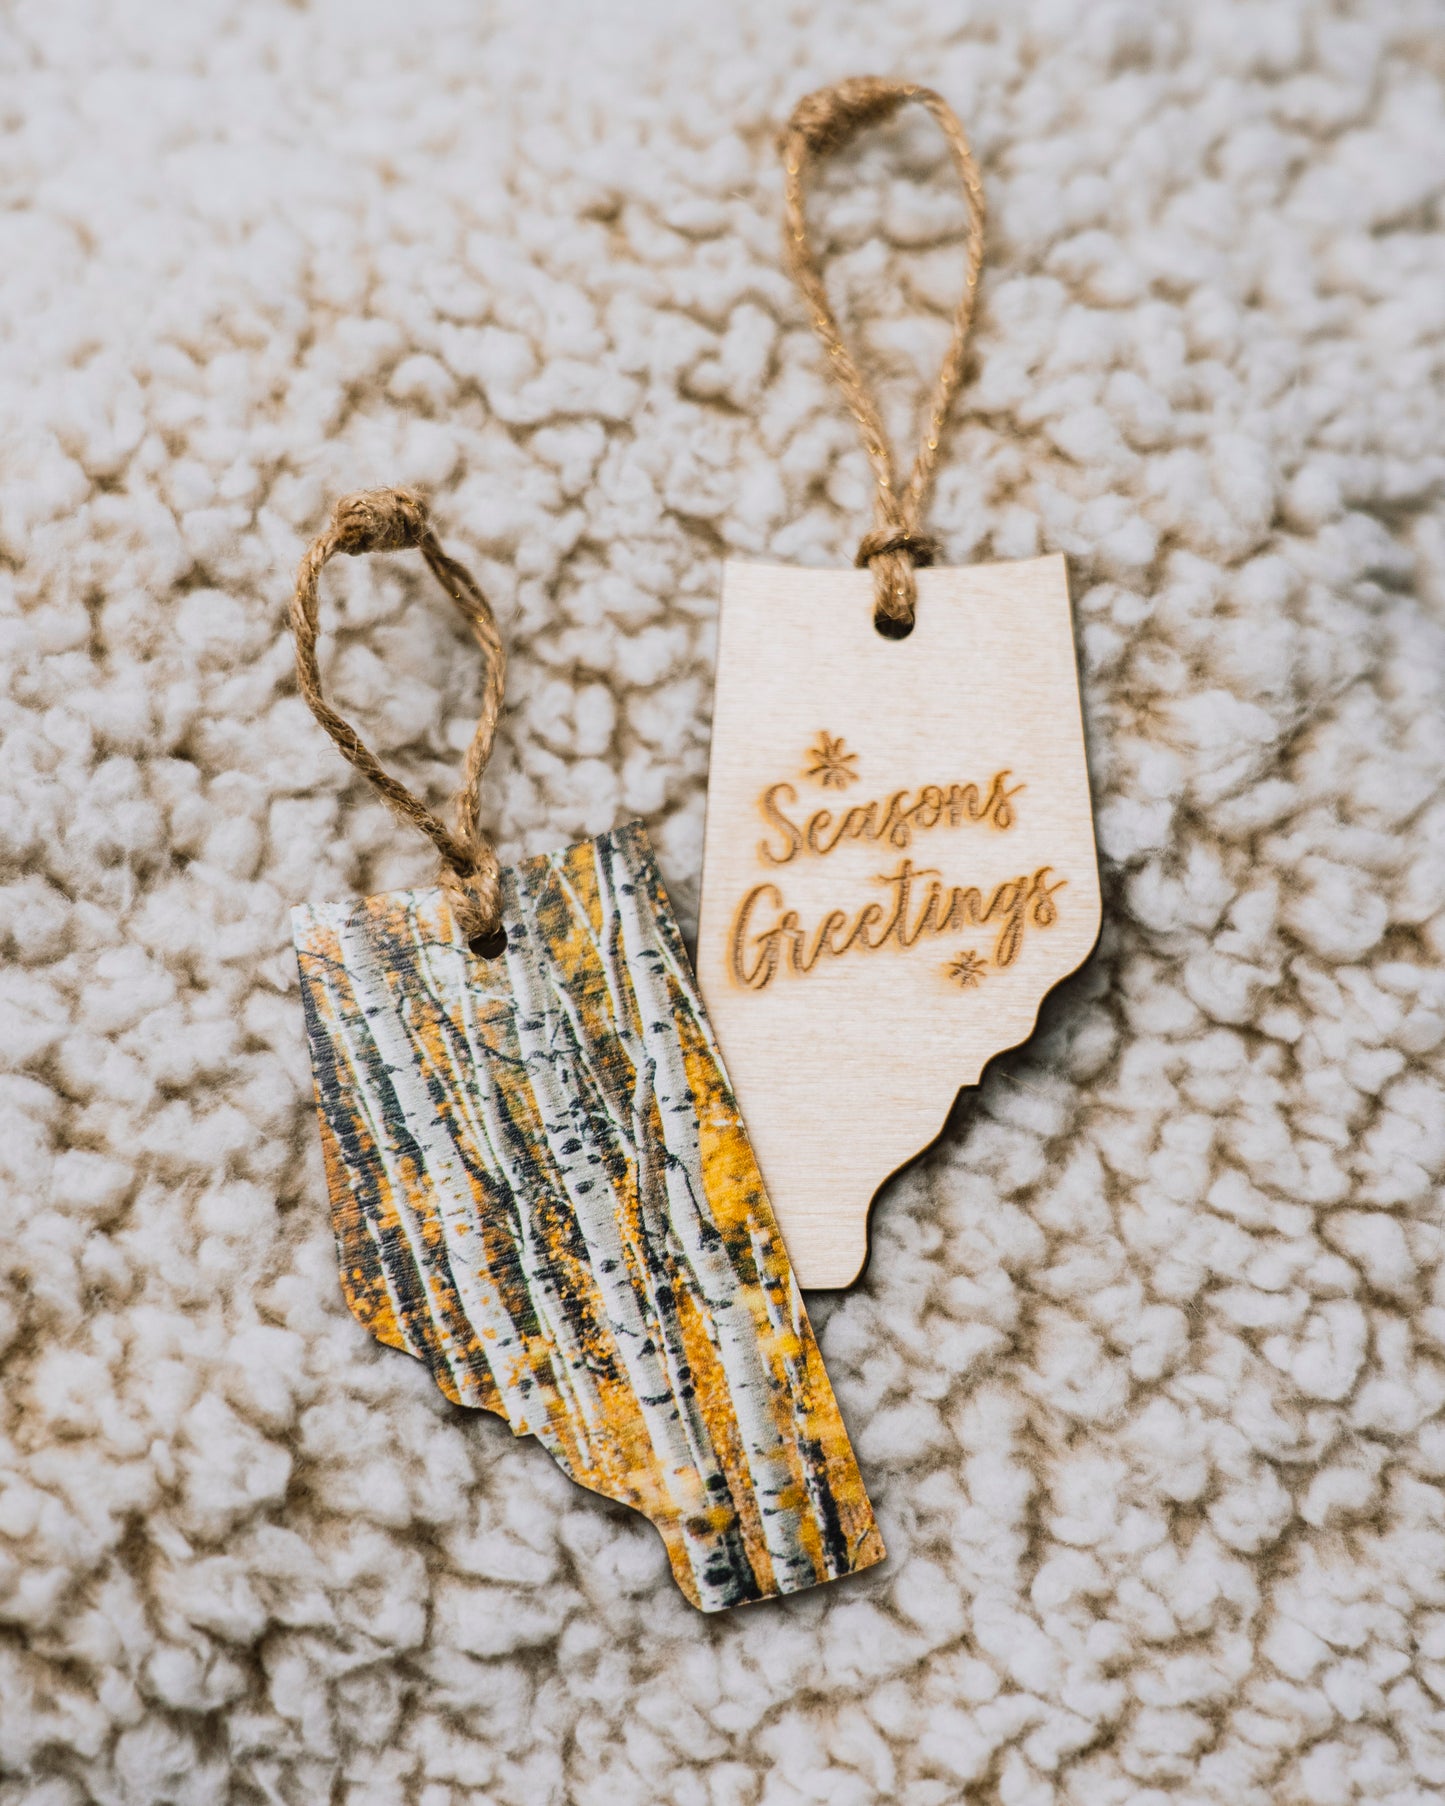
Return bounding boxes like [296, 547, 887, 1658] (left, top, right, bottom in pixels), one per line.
[780, 76, 986, 636]
[291, 488, 507, 947]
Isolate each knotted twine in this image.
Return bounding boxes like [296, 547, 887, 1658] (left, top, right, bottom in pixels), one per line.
[780, 76, 986, 634]
[291, 488, 506, 944]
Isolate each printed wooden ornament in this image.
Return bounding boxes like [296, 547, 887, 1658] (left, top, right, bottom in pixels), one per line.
[694, 80, 1101, 1287]
[296, 822, 884, 1608]
[697, 558, 1100, 1289]
[288, 490, 883, 1610]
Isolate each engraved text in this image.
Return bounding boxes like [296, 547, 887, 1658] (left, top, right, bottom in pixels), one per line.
[730, 860, 1065, 990]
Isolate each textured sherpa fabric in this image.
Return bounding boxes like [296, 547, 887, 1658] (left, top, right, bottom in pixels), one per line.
[3, 0, 1445, 1801]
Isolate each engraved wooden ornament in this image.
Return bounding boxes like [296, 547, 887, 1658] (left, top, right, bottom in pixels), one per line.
[288, 492, 884, 1611]
[697, 557, 1100, 1288]
[694, 80, 1101, 1287]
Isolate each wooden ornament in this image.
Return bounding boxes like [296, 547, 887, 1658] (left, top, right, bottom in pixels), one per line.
[287, 493, 883, 1612]
[295, 822, 884, 1609]
[696, 557, 1101, 1288]
[692, 80, 1101, 1285]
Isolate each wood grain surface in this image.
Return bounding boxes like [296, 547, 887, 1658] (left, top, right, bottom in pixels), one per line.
[293, 820, 884, 1611]
[697, 559, 1102, 1289]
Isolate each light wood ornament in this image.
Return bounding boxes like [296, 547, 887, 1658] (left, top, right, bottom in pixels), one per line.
[696, 557, 1101, 1288]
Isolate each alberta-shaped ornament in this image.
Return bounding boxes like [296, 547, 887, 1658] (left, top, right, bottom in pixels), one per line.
[696, 554, 1102, 1288]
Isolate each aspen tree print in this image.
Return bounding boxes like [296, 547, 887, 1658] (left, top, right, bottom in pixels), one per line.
[293, 820, 884, 1610]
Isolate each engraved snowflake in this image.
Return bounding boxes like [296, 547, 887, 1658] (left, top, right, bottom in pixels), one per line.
[947, 949, 988, 989]
[805, 731, 859, 790]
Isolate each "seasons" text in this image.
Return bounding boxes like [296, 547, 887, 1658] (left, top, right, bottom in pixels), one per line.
[757, 770, 1021, 866]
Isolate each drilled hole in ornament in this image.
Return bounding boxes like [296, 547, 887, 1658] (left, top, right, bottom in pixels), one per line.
[873, 610, 916, 641]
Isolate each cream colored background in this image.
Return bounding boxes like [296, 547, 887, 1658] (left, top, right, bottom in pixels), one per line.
[2, 1, 1445, 1801]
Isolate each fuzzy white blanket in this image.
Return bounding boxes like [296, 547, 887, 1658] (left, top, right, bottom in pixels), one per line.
[4, 0, 1445, 1801]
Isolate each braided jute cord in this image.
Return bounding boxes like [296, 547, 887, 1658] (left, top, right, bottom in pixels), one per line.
[291, 488, 507, 943]
[780, 76, 986, 634]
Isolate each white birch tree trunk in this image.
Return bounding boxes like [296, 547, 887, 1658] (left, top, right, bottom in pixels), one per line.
[297, 939, 424, 1371]
[599, 835, 818, 1590]
[525, 852, 753, 1530]
[405, 895, 611, 1481]
[336, 907, 543, 1434]
[502, 865, 751, 1610]
[629, 831, 853, 1575]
